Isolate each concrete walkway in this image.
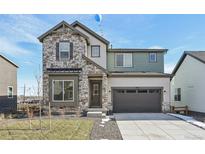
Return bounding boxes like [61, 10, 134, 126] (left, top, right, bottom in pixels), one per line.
[114, 113, 205, 140]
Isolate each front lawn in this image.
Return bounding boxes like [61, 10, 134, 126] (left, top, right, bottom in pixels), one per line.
[0, 119, 94, 140]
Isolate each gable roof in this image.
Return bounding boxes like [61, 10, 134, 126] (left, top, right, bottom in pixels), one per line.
[0, 54, 18, 68]
[172, 51, 205, 75]
[108, 48, 168, 53]
[82, 55, 110, 75]
[38, 21, 89, 43]
[71, 21, 110, 45]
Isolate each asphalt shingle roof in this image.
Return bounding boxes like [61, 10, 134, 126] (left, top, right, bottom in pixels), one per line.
[186, 51, 205, 63]
[172, 51, 205, 75]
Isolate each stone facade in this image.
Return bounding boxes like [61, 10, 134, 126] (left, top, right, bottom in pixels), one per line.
[78, 59, 108, 111]
[42, 25, 109, 111]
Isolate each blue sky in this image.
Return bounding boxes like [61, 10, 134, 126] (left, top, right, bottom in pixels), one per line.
[0, 14, 205, 95]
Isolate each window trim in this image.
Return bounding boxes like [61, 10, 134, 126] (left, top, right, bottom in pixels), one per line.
[52, 80, 74, 102]
[115, 53, 133, 68]
[91, 45, 100, 57]
[7, 86, 13, 98]
[149, 52, 157, 63]
[59, 41, 70, 61]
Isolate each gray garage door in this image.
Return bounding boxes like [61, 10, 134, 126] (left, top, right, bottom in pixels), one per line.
[113, 88, 162, 113]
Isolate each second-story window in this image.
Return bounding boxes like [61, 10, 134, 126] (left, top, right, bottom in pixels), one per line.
[149, 53, 157, 62]
[91, 45, 100, 57]
[59, 42, 70, 60]
[115, 53, 132, 67]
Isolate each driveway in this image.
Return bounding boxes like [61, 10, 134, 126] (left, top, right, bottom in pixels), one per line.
[114, 113, 205, 140]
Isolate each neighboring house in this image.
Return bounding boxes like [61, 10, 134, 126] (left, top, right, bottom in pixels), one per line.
[0, 54, 18, 113]
[38, 20, 171, 114]
[171, 51, 205, 114]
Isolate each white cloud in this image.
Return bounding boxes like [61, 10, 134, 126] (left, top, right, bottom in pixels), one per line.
[168, 46, 186, 55]
[0, 37, 30, 55]
[0, 15, 50, 44]
[0, 15, 51, 56]
[164, 63, 176, 73]
[23, 60, 34, 65]
[164, 46, 186, 74]
[149, 45, 164, 49]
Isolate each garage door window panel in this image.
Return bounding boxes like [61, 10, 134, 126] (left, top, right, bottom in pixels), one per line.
[116, 90, 125, 93]
[138, 89, 148, 93]
[126, 90, 136, 93]
[149, 89, 160, 93]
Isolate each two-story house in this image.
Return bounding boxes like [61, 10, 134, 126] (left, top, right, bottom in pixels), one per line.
[38, 21, 171, 114]
[0, 54, 18, 113]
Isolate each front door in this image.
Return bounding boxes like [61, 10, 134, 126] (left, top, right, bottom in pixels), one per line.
[90, 80, 102, 108]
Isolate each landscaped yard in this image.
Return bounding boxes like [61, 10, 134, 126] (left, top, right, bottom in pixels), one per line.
[0, 119, 94, 140]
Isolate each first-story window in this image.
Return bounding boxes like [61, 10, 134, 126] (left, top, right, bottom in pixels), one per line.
[53, 80, 74, 102]
[174, 88, 181, 101]
[8, 86, 13, 98]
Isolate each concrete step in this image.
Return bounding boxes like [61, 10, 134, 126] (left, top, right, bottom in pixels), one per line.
[87, 108, 106, 112]
[87, 111, 103, 118]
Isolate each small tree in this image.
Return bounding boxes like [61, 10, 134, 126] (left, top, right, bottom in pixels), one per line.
[34, 64, 43, 130]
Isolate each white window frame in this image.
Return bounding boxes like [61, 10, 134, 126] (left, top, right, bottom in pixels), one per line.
[8, 86, 13, 98]
[52, 80, 74, 102]
[149, 53, 157, 63]
[115, 53, 133, 67]
[59, 42, 70, 61]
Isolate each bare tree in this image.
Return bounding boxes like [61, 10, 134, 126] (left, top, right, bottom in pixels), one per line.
[34, 64, 43, 130]
[25, 86, 32, 129]
[49, 101, 51, 130]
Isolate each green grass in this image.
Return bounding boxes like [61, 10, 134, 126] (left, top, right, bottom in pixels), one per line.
[0, 119, 94, 140]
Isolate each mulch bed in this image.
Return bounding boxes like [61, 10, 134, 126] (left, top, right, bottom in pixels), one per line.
[90, 119, 122, 140]
[188, 112, 205, 123]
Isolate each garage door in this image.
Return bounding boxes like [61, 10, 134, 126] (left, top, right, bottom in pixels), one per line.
[113, 88, 162, 113]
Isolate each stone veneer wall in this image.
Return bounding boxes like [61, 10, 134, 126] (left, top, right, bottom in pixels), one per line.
[78, 60, 109, 111]
[42, 26, 109, 111]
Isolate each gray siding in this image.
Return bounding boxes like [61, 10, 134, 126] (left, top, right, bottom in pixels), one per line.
[0, 56, 17, 113]
[0, 96, 17, 113]
[107, 52, 164, 73]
